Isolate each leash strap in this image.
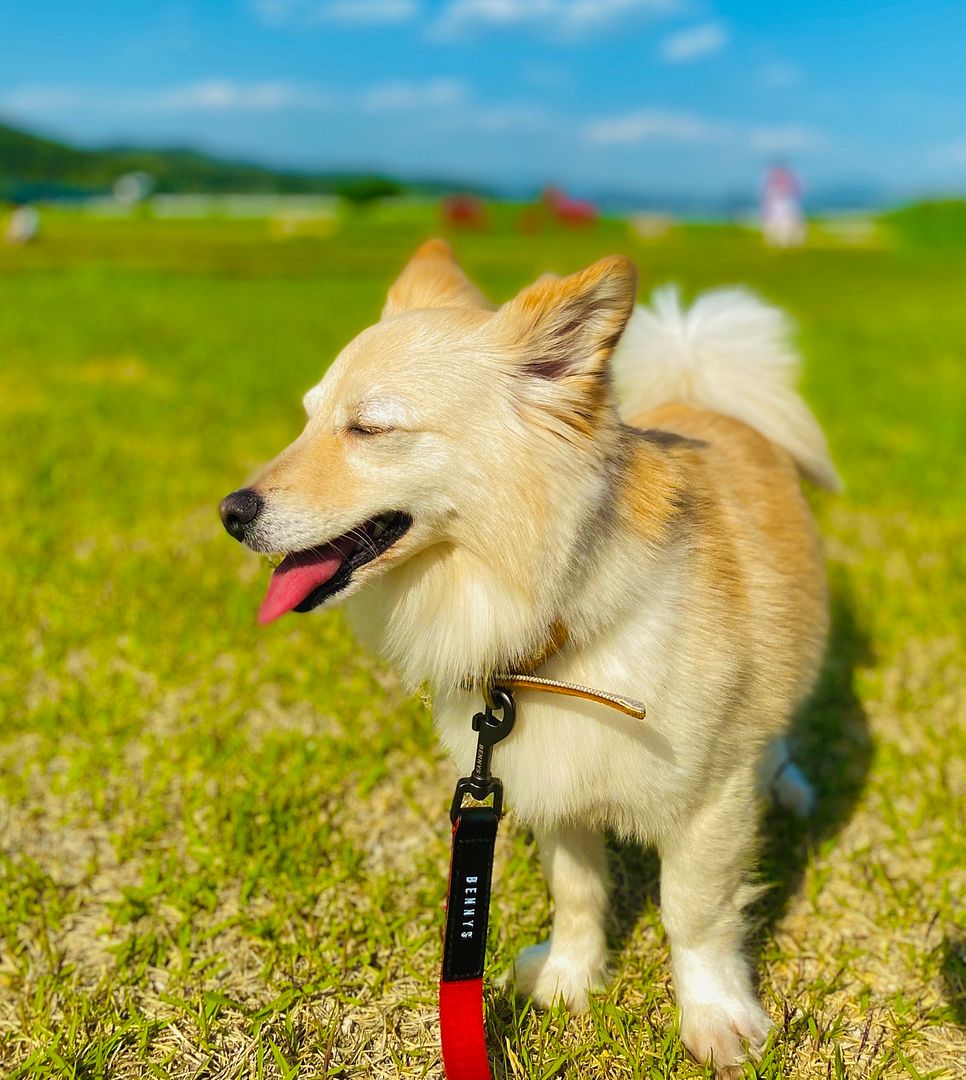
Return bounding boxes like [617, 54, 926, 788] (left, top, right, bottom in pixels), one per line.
[440, 689, 516, 1079]
[440, 808, 498, 1080]
[438, 678, 645, 1077]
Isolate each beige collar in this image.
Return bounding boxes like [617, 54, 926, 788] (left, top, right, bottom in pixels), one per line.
[486, 673, 646, 720]
[467, 618, 647, 721]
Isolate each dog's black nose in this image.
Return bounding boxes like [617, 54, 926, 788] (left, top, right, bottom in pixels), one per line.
[220, 488, 263, 540]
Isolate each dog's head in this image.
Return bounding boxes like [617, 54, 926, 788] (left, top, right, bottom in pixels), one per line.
[220, 239, 637, 649]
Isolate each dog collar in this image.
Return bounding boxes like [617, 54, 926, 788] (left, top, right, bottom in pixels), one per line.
[483, 673, 646, 720]
[459, 618, 647, 721]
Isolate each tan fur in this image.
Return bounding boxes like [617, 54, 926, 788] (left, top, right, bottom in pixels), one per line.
[253, 426, 353, 512]
[382, 237, 493, 317]
[224, 243, 836, 1076]
[634, 402, 828, 713]
[500, 256, 637, 443]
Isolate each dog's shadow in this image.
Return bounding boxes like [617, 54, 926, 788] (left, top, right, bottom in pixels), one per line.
[486, 575, 874, 1075]
[750, 578, 874, 958]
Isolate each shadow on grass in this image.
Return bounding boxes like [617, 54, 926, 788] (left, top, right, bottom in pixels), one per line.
[940, 934, 966, 1028]
[752, 576, 873, 953]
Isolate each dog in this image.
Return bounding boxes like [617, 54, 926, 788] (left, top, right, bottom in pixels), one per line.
[220, 239, 838, 1075]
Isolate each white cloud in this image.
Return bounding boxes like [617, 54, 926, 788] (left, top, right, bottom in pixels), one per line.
[0, 85, 85, 113]
[155, 79, 332, 111]
[558, 0, 684, 30]
[748, 124, 824, 154]
[251, 0, 420, 27]
[757, 61, 801, 89]
[360, 78, 469, 111]
[321, 0, 420, 21]
[585, 108, 725, 146]
[437, 0, 554, 30]
[432, 0, 685, 40]
[461, 104, 551, 132]
[659, 21, 728, 63]
[0, 80, 333, 116]
[584, 108, 825, 155]
[934, 138, 966, 165]
[0, 78, 470, 119]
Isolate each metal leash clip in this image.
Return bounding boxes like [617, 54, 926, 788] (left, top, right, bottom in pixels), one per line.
[449, 686, 516, 824]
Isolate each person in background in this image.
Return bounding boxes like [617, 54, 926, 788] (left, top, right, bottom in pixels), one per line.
[5, 202, 40, 244]
[761, 162, 806, 248]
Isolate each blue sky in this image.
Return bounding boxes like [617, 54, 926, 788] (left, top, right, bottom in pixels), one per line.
[2, 0, 964, 199]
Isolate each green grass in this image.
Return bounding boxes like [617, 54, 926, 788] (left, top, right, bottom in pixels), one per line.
[0, 207, 963, 1079]
[884, 199, 966, 251]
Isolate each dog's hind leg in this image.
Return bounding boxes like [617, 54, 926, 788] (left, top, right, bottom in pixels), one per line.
[758, 736, 815, 818]
[510, 823, 610, 1011]
[659, 772, 772, 1078]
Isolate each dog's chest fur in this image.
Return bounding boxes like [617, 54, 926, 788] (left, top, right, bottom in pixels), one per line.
[432, 549, 752, 842]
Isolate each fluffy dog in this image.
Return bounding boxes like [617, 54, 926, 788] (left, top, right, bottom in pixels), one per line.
[220, 240, 838, 1074]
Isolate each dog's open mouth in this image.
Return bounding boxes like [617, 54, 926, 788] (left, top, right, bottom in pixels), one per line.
[258, 511, 412, 625]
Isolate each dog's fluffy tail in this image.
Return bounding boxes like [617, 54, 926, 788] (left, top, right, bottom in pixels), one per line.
[611, 285, 841, 490]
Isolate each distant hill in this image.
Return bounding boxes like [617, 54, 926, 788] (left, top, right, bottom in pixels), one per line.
[0, 118, 451, 204]
[1, 118, 892, 215]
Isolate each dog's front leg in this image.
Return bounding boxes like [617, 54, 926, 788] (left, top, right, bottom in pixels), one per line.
[511, 822, 610, 1011]
[659, 779, 772, 1077]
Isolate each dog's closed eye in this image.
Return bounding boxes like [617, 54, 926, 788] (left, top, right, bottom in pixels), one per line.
[346, 422, 393, 437]
[346, 397, 410, 437]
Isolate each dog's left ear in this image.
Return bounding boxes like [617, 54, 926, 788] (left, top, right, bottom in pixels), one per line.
[498, 256, 638, 381]
[382, 238, 493, 317]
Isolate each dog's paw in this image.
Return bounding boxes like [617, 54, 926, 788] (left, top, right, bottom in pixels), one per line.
[508, 941, 607, 1012]
[680, 997, 772, 1078]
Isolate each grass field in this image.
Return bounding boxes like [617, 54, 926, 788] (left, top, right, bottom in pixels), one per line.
[0, 206, 963, 1079]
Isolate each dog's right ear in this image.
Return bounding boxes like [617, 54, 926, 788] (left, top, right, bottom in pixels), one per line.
[497, 255, 638, 382]
[382, 238, 494, 318]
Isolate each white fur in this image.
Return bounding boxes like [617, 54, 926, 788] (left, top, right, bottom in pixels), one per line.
[507, 824, 610, 1010]
[355, 397, 414, 430]
[673, 944, 773, 1068]
[612, 286, 842, 490]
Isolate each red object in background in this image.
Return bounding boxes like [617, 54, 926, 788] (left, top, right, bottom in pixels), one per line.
[441, 195, 488, 229]
[542, 185, 598, 227]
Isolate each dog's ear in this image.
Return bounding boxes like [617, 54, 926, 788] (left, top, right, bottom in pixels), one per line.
[497, 256, 637, 382]
[382, 238, 493, 318]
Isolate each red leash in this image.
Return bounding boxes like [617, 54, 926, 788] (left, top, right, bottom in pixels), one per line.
[439, 688, 516, 1080]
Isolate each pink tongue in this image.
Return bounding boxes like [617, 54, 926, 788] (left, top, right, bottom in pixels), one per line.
[258, 542, 354, 625]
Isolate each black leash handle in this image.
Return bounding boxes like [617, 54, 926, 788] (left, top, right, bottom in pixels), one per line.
[449, 687, 516, 824]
